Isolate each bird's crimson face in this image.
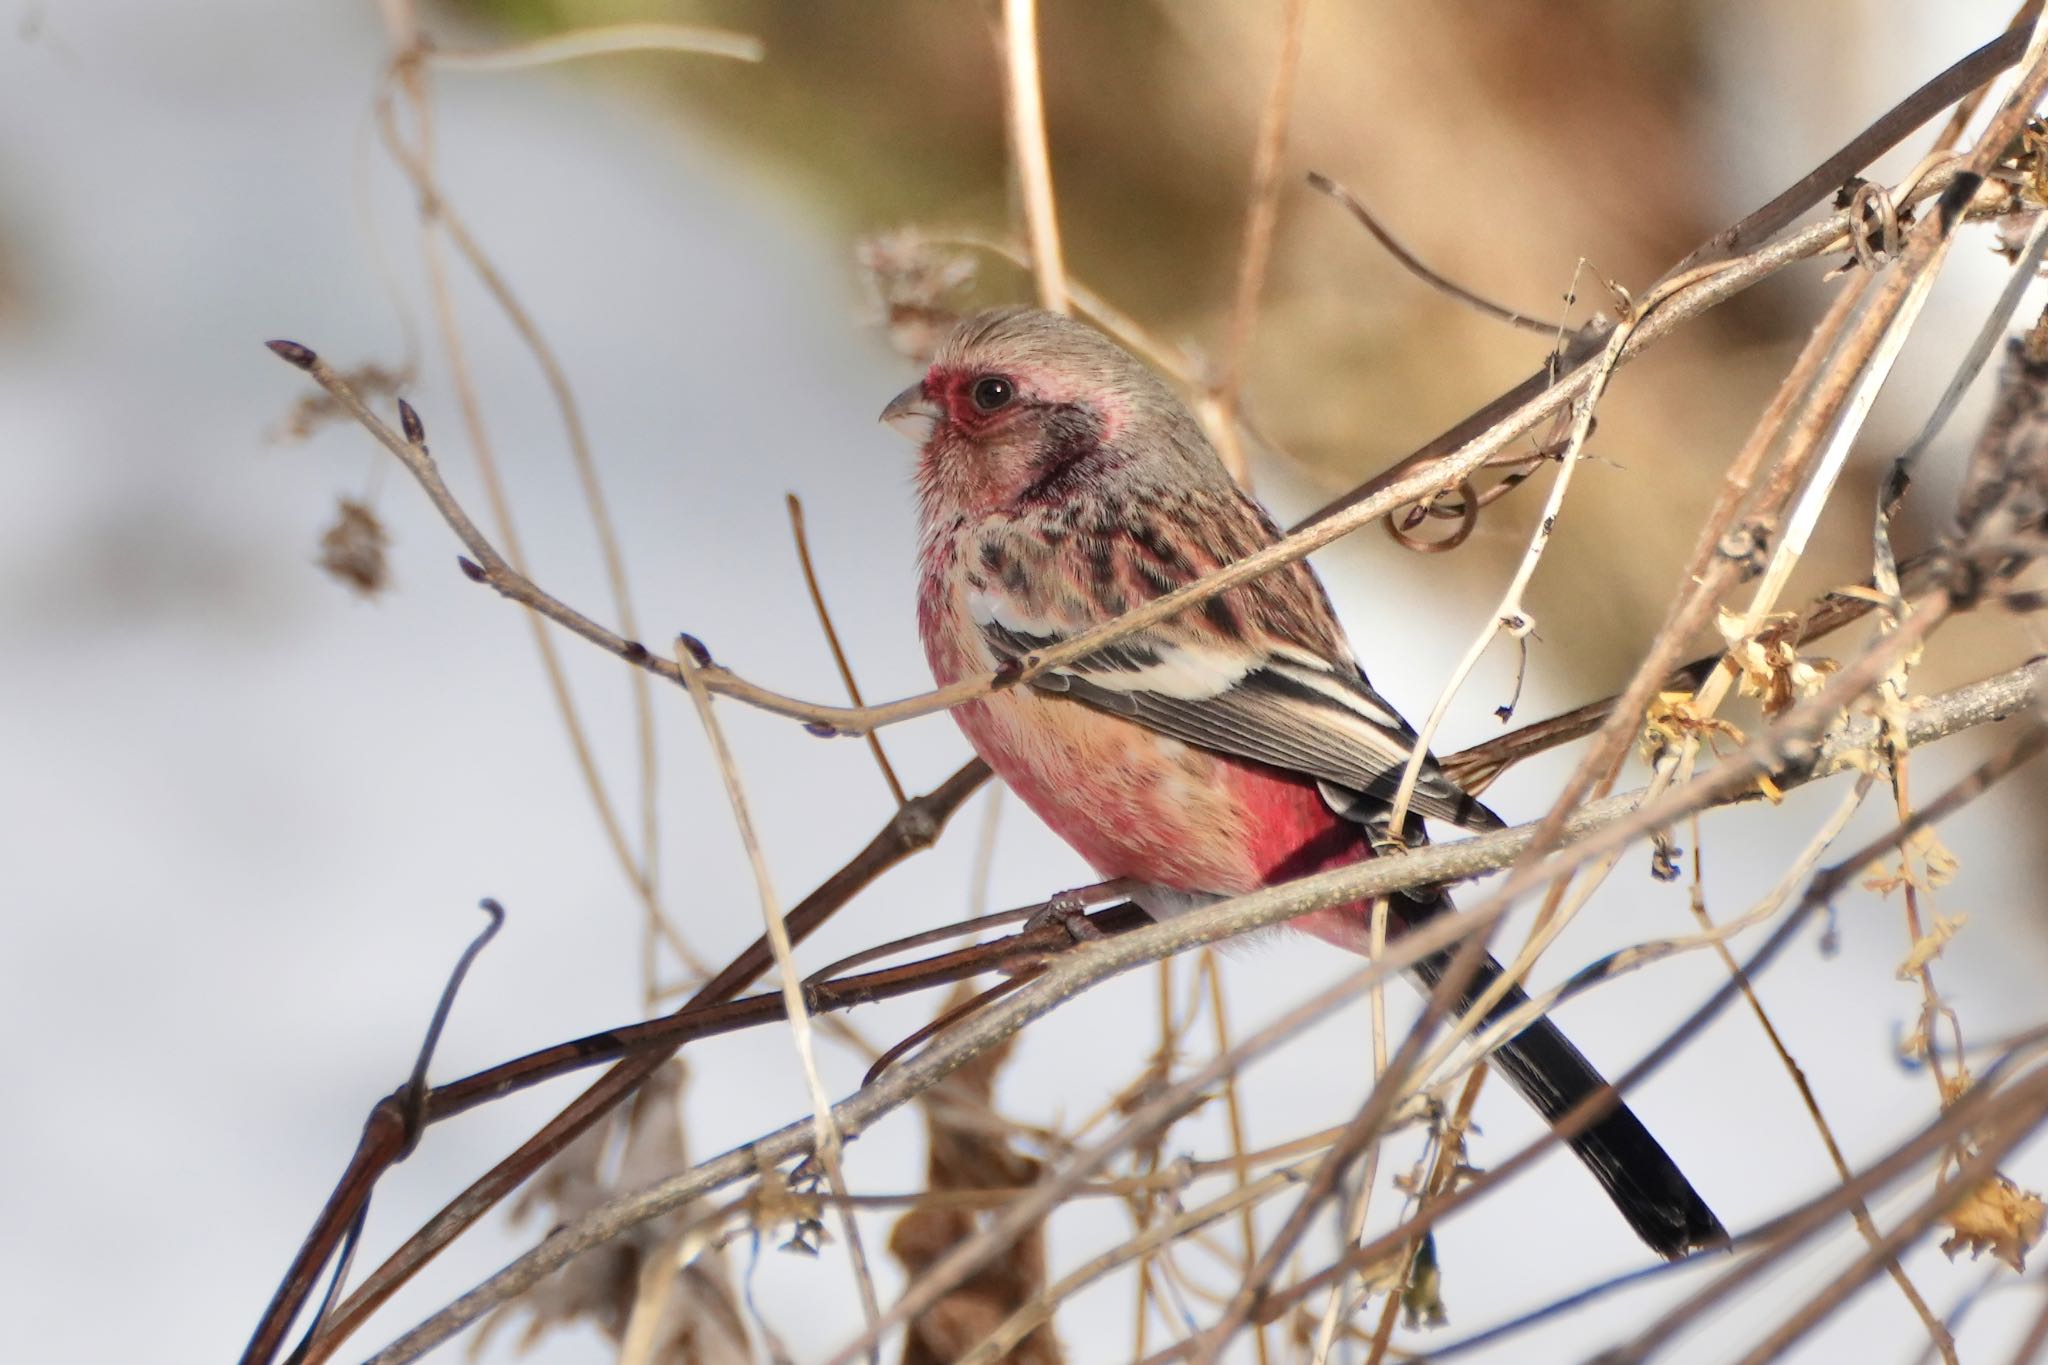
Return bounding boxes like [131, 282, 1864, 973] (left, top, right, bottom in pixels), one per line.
[888, 359, 1102, 514]
[882, 364, 1035, 447]
[923, 365, 1031, 438]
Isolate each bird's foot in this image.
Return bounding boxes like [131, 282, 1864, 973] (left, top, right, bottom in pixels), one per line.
[1024, 888, 1107, 945]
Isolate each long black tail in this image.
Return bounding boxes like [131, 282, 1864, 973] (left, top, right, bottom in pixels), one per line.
[1411, 946, 1726, 1259]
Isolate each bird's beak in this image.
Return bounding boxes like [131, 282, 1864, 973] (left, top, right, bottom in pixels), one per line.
[880, 381, 942, 443]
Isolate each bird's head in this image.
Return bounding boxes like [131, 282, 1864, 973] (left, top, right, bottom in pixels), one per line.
[881, 307, 1213, 519]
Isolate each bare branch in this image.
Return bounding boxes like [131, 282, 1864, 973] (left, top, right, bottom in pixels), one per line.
[355, 658, 2046, 1361]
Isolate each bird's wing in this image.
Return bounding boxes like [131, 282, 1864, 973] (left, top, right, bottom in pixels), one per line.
[973, 584, 1503, 835]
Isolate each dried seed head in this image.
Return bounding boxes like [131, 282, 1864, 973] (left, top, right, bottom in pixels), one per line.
[316, 498, 389, 597]
[857, 230, 977, 363]
[1941, 1172, 2045, 1272]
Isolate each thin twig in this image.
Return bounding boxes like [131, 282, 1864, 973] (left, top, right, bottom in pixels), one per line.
[1307, 172, 1563, 335]
[1382, 306, 1621, 833]
[1207, 0, 1312, 488]
[258, 760, 988, 1365]
[1674, 22, 2030, 270]
[376, 19, 695, 979]
[1690, 787, 1958, 1362]
[787, 494, 906, 805]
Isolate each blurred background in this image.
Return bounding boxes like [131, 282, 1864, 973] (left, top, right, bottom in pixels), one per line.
[2, 2, 2045, 1361]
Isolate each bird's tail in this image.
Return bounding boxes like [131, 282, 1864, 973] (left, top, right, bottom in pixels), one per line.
[1411, 946, 1727, 1259]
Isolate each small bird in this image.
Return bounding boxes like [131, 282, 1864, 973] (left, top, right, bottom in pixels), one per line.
[883, 306, 1725, 1259]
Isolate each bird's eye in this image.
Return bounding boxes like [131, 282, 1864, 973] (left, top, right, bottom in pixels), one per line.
[969, 375, 1016, 412]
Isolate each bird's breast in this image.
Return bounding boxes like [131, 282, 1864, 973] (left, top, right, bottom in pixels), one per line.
[916, 531, 1371, 903]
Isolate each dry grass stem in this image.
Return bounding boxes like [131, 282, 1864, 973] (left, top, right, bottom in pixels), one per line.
[1207, 0, 1311, 488]
[672, 641, 886, 1343]
[425, 21, 764, 70]
[1001, 0, 1068, 315]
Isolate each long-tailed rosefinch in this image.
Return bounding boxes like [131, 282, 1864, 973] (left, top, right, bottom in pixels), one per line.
[884, 307, 1724, 1259]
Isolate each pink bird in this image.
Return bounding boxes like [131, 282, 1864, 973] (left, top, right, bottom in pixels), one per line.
[884, 306, 1724, 1259]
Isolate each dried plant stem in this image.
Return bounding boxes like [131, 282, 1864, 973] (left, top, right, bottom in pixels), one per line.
[787, 494, 907, 805]
[425, 21, 763, 70]
[1307, 888, 1396, 1365]
[1688, 789, 1958, 1363]
[1475, 58, 2045, 1090]
[960, 1158, 1331, 1365]
[1200, 953, 1270, 1365]
[376, 8, 697, 979]
[818, 961, 1430, 1365]
[356, 652, 2043, 1362]
[1383, 312, 1620, 833]
[1178, 729, 2048, 1362]
[1890, 749, 1970, 1113]
[1002, 0, 1068, 315]
[672, 644, 886, 1342]
[275, 161, 1990, 753]
[1206, 0, 1311, 487]
[257, 759, 989, 1365]
[1362, 1068, 1487, 1365]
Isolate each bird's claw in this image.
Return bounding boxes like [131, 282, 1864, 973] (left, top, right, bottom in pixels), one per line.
[1024, 891, 1104, 945]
